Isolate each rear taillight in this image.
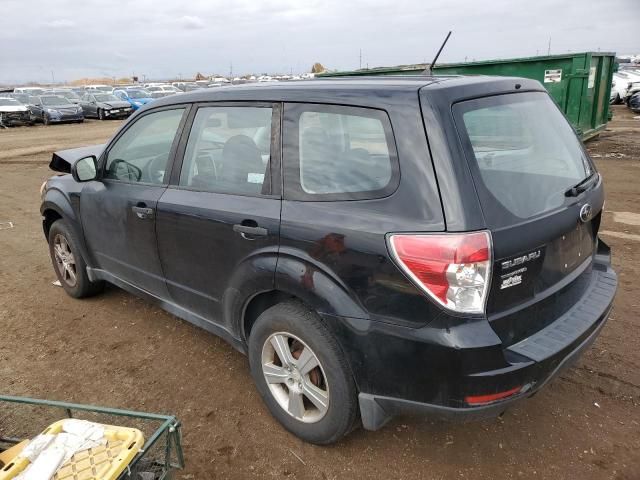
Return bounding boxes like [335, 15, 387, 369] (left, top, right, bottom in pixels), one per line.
[388, 231, 492, 314]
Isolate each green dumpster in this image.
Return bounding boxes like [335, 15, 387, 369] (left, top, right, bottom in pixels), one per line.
[319, 52, 615, 140]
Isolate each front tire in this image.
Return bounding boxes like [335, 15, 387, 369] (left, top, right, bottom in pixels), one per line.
[43, 113, 50, 125]
[248, 301, 358, 444]
[98, 108, 105, 120]
[48, 220, 104, 298]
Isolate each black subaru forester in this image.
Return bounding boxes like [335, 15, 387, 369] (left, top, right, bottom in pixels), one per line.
[41, 76, 617, 444]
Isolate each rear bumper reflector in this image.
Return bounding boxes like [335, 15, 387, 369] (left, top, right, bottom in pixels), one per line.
[465, 386, 522, 405]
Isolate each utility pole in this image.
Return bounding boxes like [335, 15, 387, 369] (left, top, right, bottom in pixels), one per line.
[51, 71, 55, 84]
[230, 61, 233, 78]
[359, 48, 362, 70]
[547, 36, 551, 55]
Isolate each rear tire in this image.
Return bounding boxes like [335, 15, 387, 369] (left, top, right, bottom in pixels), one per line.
[48, 219, 104, 298]
[248, 301, 358, 444]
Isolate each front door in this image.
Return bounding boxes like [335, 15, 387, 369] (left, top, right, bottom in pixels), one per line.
[156, 104, 281, 326]
[80, 106, 188, 297]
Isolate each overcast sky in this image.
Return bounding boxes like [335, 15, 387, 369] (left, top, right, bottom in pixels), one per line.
[0, 0, 637, 84]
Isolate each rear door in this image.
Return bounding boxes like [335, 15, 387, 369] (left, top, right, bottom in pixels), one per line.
[156, 103, 281, 326]
[452, 91, 603, 345]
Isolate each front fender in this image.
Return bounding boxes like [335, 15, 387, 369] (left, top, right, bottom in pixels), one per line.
[41, 188, 78, 230]
[40, 187, 93, 268]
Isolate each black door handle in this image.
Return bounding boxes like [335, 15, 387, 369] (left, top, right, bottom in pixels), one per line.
[132, 205, 154, 219]
[233, 224, 268, 238]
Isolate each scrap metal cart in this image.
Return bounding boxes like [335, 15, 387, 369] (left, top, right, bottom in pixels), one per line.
[0, 395, 184, 479]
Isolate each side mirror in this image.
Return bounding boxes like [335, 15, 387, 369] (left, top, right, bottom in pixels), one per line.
[72, 155, 98, 182]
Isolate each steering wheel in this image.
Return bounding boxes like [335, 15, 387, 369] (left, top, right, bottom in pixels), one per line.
[144, 154, 170, 184]
[109, 159, 142, 182]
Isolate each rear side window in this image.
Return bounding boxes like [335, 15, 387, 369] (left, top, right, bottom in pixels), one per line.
[453, 92, 592, 226]
[283, 104, 398, 201]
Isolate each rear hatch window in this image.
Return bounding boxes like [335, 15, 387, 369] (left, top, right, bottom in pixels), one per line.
[452, 92, 601, 346]
[453, 92, 593, 227]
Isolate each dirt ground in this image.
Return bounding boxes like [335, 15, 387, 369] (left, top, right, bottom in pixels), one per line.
[0, 108, 639, 479]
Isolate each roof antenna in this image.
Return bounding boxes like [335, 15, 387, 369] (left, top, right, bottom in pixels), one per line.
[424, 31, 452, 75]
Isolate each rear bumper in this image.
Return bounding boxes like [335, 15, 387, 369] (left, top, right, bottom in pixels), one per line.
[359, 291, 613, 429]
[337, 241, 617, 431]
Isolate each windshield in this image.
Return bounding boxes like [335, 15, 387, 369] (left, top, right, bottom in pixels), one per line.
[11, 94, 29, 103]
[95, 94, 119, 102]
[47, 90, 79, 100]
[41, 95, 68, 106]
[126, 90, 150, 99]
[454, 92, 592, 226]
[61, 91, 80, 99]
[0, 98, 21, 106]
[19, 88, 43, 95]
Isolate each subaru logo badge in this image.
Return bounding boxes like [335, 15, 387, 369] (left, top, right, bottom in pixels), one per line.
[579, 204, 592, 223]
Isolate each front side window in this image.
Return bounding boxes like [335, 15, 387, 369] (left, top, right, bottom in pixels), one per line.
[179, 106, 273, 196]
[283, 104, 398, 201]
[105, 108, 185, 184]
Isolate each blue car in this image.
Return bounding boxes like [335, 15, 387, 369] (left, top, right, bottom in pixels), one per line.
[113, 89, 154, 110]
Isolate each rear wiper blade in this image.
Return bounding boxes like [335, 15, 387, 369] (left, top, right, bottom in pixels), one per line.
[565, 172, 598, 197]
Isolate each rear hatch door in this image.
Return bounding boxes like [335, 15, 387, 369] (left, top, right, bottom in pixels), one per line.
[452, 91, 603, 346]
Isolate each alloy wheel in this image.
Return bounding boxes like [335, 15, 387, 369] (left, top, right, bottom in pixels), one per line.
[261, 332, 329, 423]
[53, 234, 77, 287]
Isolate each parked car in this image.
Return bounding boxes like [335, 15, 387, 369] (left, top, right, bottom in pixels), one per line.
[623, 81, 640, 105]
[171, 82, 188, 91]
[145, 85, 181, 95]
[79, 93, 133, 120]
[40, 77, 617, 444]
[43, 89, 82, 104]
[613, 70, 640, 103]
[14, 87, 44, 95]
[610, 74, 627, 104]
[84, 85, 114, 93]
[70, 87, 86, 96]
[148, 91, 174, 99]
[0, 97, 33, 126]
[6, 93, 41, 122]
[181, 83, 202, 92]
[629, 91, 640, 113]
[32, 95, 84, 124]
[113, 89, 154, 110]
